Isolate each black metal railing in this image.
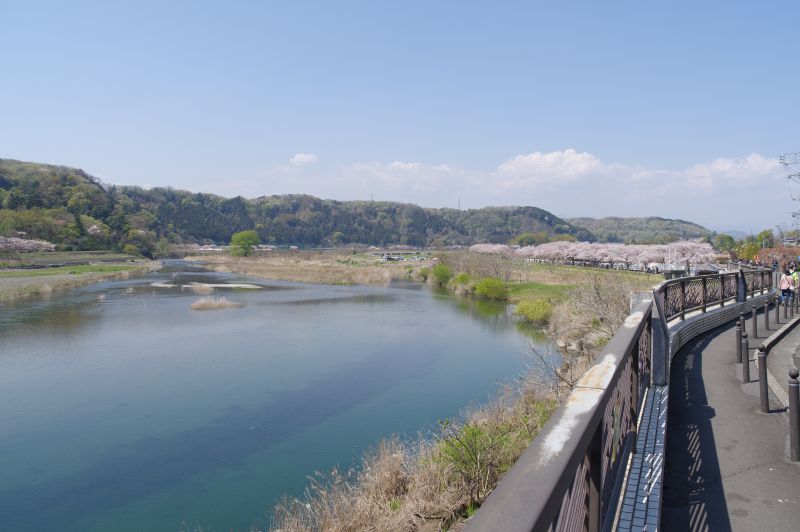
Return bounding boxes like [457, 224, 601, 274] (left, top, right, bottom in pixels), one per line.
[659, 269, 772, 322]
[465, 301, 653, 532]
[466, 266, 774, 532]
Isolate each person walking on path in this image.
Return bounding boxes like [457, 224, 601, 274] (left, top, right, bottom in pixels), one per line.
[779, 268, 794, 303]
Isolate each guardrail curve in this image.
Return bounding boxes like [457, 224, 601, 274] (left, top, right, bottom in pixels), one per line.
[465, 266, 774, 532]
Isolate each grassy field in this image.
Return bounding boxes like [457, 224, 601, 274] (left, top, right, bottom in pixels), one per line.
[0, 261, 154, 303]
[0, 250, 133, 268]
[523, 261, 660, 287]
[0, 264, 140, 278]
[507, 281, 572, 304]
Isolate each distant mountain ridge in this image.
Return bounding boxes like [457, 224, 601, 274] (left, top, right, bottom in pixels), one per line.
[566, 216, 712, 244]
[0, 158, 592, 255]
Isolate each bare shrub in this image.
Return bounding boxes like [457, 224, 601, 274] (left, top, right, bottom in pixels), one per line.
[189, 253, 416, 287]
[523, 341, 594, 402]
[548, 272, 636, 348]
[441, 251, 521, 282]
[188, 283, 215, 294]
[270, 374, 558, 532]
[190, 296, 243, 311]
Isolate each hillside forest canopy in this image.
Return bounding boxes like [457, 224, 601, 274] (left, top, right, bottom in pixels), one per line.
[0, 158, 747, 258]
[0, 159, 594, 256]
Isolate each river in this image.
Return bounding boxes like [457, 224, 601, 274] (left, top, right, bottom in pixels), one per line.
[0, 261, 554, 531]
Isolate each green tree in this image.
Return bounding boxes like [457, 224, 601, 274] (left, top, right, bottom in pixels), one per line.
[756, 229, 775, 249]
[475, 278, 508, 300]
[712, 233, 736, 252]
[512, 233, 538, 246]
[431, 263, 453, 286]
[514, 300, 553, 325]
[737, 241, 760, 260]
[230, 230, 260, 256]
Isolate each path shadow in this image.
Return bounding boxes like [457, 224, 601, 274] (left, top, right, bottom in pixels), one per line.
[661, 325, 732, 532]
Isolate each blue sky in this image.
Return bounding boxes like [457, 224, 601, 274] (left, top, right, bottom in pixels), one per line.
[1, 1, 798, 232]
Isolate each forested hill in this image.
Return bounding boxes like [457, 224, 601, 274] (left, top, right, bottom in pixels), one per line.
[0, 159, 593, 255]
[567, 216, 712, 244]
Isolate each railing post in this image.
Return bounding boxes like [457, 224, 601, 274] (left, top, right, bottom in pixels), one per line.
[775, 294, 781, 324]
[790, 369, 800, 462]
[764, 299, 769, 331]
[652, 303, 668, 386]
[720, 274, 725, 307]
[680, 281, 686, 321]
[702, 277, 707, 313]
[631, 369, 639, 456]
[588, 425, 602, 532]
[758, 346, 769, 413]
[737, 271, 747, 303]
[741, 332, 750, 382]
[735, 319, 742, 363]
[752, 307, 758, 338]
[784, 296, 788, 320]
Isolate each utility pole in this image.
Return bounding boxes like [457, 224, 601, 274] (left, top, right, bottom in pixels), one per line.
[781, 152, 800, 219]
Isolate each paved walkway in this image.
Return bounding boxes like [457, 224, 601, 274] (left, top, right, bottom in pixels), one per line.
[661, 307, 800, 531]
[765, 322, 800, 408]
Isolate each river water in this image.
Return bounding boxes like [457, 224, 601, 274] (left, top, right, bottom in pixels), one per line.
[0, 261, 553, 531]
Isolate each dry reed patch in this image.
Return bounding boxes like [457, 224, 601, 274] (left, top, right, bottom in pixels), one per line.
[190, 295, 243, 311]
[187, 254, 425, 287]
[270, 380, 559, 532]
[188, 283, 215, 294]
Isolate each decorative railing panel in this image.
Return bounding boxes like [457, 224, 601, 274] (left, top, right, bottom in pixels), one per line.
[601, 353, 634, 510]
[723, 274, 738, 301]
[660, 268, 771, 322]
[637, 311, 652, 406]
[550, 457, 590, 531]
[706, 279, 721, 305]
[683, 278, 704, 311]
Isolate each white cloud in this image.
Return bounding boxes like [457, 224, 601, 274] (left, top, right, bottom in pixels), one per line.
[233, 149, 788, 230]
[683, 153, 781, 191]
[496, 148, 610, 187]
[289, 153, 318, 166]
[490, 149, 783, 202]
[343, 160, 463, 192]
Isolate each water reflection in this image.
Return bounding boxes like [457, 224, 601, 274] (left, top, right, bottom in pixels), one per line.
[0, 342, 439, 530]
[0, 261, 555, 531]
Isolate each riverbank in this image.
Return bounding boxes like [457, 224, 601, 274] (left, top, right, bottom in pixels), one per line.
[0, 261, 158, 303]
[186, 251, 432, 286]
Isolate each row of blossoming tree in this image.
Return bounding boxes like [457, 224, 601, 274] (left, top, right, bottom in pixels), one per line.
[0, 236, 56, 254]
[469, 240, 722, 271]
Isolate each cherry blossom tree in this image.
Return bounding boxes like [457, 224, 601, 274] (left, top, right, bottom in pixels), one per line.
[505, 240, 720, 270]
[0, 236, 56, 253]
